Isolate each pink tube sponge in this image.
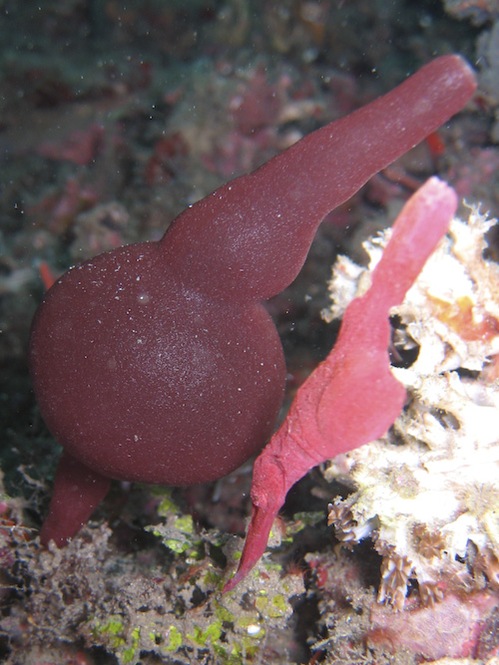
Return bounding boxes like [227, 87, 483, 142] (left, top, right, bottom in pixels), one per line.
[224, 177, 458, 591]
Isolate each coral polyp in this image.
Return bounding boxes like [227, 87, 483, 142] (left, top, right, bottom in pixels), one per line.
[324, 205, 499, 609]
[377, 551, 414, 611]
[412, 524, 447, 560]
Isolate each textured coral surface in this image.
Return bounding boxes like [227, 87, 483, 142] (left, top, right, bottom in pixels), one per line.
[325, 208, 499, 645]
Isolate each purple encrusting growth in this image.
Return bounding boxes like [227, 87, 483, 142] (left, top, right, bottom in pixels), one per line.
[28, 56, 476, 548]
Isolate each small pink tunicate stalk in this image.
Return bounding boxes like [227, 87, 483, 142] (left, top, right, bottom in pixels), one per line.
[224, 177, 458, 592]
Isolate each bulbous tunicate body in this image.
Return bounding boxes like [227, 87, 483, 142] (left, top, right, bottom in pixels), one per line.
[29, 242, 285, 486]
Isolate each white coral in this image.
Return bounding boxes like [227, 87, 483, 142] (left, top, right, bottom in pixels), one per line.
[323, 205, 499, 608]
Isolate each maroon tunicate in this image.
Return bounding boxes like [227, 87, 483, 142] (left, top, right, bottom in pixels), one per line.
[29, 55, 476, 547]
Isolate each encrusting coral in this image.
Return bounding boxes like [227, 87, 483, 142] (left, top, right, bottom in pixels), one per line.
[324, 204, 499, 610]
